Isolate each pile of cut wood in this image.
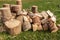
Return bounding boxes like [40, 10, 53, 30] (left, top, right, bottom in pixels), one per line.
[0, 0, 60, 35]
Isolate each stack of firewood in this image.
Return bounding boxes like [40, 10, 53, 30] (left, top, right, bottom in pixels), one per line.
[0, 0, 60, 35]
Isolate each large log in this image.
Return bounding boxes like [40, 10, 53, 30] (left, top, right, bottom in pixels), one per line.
[0, 8, 12, 22]
[4, 19, 21, 35]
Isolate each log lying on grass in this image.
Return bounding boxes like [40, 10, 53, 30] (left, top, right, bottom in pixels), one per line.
[4, 19, 21, 35]
[0, 8, 12, 22]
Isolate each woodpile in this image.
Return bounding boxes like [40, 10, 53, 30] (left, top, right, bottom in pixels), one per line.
[0, 0, 59, 35]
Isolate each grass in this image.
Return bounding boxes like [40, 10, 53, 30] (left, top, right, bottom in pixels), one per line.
[0, 0, 60, 40]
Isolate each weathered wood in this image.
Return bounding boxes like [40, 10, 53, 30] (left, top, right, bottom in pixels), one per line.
[11, 5, 21, 15]
[48, 18, 58, 33]
[32, 24, 38, 31]
[0, 8, 12, 22]
[40, 11, 48, 19]
[31, 5, 38, 13]
[4, 19, 21, 35]
[47, 10, 54, 17]
[31, 14, 43, 31]
[23, 16, 31, 31]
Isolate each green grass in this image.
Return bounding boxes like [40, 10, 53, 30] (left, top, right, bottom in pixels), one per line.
[0, 0, 60, 40]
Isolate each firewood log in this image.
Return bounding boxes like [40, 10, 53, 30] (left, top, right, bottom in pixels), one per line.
[4, 19, 21, 35]
[11, 5, 21, 15]
[31, 5, 38, 13]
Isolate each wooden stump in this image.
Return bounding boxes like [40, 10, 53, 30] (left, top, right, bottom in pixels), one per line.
[31, 5, 38, 13]
[11, 5, 21, 15]
[4, 19, 21, 35]
[0, 8, 12, 22]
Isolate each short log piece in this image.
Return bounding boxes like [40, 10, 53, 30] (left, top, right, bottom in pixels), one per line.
[0, 8, 12, 22]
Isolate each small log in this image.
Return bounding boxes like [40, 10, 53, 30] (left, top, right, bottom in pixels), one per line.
[31, 5, 38, 13]
[11, 5, 21, 15]
[46, 10, 54, 17]
[40, 11, 48, 19]
[4, 19, 21, 35]
[0, 8, 12, 22]
[48, 18, 58, 33]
